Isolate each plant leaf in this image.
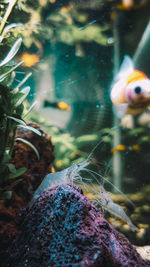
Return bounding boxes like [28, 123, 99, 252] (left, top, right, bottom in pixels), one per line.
[7, 163, 16, 173]
[15, 72, 32, 90]
[9, 178, 22, 188]
[2, 150, 11, 163]
[12, 91, 24, 106]
[2, 23, 22, 35]
[139, 136, 150, 143]
[8, 167, 27, 179]
[0, 38, 22, 67]
[15, 86, 30, 107]
[7, 71, 16, 87]
[16, 138, 40, 160]
[0, 191, 12, 200]
[129, 128, 144, 135]
[23, 101, 37, 118]
[17, 124, 41, 136]
[7, 116, 26, 126]
[0, 60, 23, 81]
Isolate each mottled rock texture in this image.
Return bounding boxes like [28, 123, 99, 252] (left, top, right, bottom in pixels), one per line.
[7, 184, 149, 267]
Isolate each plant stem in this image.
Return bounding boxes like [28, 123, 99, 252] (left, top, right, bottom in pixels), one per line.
[0, 0, 17, 35]
[9, 127, 17, 157]
[0, 119, 10, 167]
[112, 9, 122, 191]
[0, 121, 10, 182]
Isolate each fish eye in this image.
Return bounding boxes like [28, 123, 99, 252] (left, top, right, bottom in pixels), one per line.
[134, 86, 142, 94]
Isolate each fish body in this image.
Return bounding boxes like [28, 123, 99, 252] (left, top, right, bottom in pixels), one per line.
[111, 144, 140, 154]
[111, 55, 150, 117]
[44, 100, 71, 110]
[18, 52, 40, 67]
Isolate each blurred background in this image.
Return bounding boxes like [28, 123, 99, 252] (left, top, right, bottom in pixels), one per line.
[0, 0, 150, 245]
[8, 0, 150, 188]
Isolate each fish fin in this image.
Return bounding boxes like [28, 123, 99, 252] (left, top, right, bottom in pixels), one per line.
[111, 79, 127, 104]
[115, 55, 134, 82]
[113, 103, 128, 118]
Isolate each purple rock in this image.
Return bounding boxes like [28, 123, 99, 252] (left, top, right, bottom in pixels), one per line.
[7, 184, 149, 267]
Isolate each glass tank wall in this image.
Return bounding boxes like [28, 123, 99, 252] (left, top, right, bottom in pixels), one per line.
[0, 0, 150, 247]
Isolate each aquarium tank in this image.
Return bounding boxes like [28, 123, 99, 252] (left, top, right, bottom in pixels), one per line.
[0, 0, 150, 266]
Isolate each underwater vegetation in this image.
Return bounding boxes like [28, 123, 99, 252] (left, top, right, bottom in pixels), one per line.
[26, 106, 150, 190]
[0, 122, 55, 267]
[0, 35, 41, 201]
[0, 1, 150, 265]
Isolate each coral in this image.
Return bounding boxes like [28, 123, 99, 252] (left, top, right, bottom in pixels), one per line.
[7, 184, 149, 267]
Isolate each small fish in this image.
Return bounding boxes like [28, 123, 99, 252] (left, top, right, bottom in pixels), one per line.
[131, 144, 140, 151]
[111, 55, 150, 117]
[117, 0, 134, 11]
[111, 144, 140, 154]
[18, 52, 40, 67]
[116, 0, 147, 11]
[111, 144, 126, 154]
[44, 100, 71, 110]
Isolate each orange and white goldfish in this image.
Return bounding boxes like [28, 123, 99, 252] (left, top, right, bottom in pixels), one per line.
[111, 55, 150, 117]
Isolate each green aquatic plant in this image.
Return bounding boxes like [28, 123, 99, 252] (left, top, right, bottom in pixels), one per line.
[0, 0, 110, 50]
[0, 38, 41, 201]
[23, 107, 112, 170]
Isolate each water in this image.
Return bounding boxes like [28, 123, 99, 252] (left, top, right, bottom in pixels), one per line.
[23, 0, 150, 246]
[1, 0, 150, 251]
